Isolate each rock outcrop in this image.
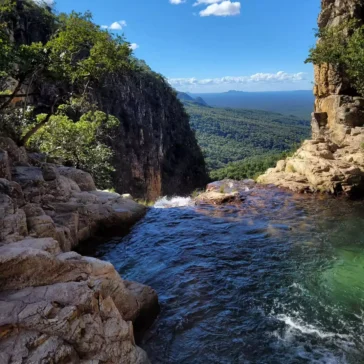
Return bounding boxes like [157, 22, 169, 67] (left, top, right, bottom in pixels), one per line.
[0, 137, 159, 363]
[258, 0, 364, 197]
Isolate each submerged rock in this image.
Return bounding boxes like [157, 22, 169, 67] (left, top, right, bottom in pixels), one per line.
[0, 138, 158, 363]
[196, 179, 254, 205]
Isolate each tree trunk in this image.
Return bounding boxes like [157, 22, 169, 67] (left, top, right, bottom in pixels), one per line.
[19, 113, 52, 146]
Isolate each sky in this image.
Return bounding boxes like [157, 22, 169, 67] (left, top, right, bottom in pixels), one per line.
[51, 0, 320, 93]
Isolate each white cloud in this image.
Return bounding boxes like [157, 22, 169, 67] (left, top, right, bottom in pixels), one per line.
[33, 0, 54, 6]
[199, 1, 240, 16]
[129, 43, 139, 51]
[170, 0, 186, 4]
[169, 72, 307, 87]
[193, 0, 222, 6]
[101, 20, 127, 31]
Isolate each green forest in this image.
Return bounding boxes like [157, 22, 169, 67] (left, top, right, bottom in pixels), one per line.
[184, 101, 310, 179]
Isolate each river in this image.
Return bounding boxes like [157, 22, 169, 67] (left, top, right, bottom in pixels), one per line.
[81, 183, 364, 363]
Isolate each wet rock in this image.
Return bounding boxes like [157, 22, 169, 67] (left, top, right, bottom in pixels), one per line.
[196, 191, 240, 205]
[125, 280, 160, 333]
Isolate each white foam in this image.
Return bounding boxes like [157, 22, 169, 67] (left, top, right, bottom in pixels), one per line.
[154, 196, 194, 209]
[275, 314, 351, 340]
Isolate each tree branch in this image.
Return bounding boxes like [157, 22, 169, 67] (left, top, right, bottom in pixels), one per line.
[0, 93, 39, 99]
[0, 79, 24, 111]
[19, 96, 60, 146]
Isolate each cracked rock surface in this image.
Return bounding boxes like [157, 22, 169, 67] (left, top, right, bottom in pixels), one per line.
[0, 137, 159, 363]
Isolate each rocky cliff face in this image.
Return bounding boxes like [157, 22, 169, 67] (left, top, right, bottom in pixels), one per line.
[258, 0, 364, 196]
[0, 137, 159, 363]
[97, 72, 208, 201]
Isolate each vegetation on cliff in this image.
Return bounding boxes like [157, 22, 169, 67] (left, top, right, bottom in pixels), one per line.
[306, 20, 364, 96]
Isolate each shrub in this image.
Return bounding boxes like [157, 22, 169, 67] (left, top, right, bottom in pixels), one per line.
[306, 20, 364, 96]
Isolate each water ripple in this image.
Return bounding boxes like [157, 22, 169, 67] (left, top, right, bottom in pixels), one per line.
[85, 186, 364, 364]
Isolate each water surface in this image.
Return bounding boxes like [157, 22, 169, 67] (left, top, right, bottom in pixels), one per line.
[88, 185, 364, 363]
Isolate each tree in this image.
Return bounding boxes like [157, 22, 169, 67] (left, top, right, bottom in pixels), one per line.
[27, 105, 119, 189]
[306, 20, 364, 96]
[0, 0, 136, 188]
[0, 1, 133, 145]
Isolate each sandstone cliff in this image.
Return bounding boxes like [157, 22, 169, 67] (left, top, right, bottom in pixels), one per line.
[97, 70, 208, 201]
[258, 0, 364, 197]
[0, 137, 159, 363]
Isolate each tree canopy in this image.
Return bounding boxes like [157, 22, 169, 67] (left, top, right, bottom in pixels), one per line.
[184, 101, 310, 172]
[0, 0, 137, 188]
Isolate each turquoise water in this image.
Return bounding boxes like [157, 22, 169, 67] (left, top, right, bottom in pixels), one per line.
[88, 185, 364, 363]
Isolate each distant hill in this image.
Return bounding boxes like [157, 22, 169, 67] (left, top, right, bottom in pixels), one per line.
[177, 92, 208, 107]
[184, 102, 311, 171]
[189, 90, 314, 120]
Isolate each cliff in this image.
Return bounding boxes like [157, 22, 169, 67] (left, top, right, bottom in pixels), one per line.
[97, 71, 208, 200]
[258, 0, 364, 197]
[0, 137, 159, 363]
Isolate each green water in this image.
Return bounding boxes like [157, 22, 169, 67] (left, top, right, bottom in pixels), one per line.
[87, 186, 364, 363]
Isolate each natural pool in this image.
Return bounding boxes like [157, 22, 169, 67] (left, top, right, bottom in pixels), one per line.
[84, 184, 364, 363]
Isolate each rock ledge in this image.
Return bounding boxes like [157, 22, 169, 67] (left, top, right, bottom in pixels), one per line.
[0, 137, 158, 363]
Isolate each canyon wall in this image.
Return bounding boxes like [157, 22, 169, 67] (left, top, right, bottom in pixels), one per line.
[97, 71, 208, 201]
[258, 0, 364, 196]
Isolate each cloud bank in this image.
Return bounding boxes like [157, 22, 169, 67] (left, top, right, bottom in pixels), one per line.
[169, 72, 306, 87]
[170, 0, 186, 4]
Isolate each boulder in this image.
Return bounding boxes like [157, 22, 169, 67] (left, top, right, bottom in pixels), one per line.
[0, 194, 27, 242]
[196, 191, 240, 205]
[12, 166, 44, 188]
[0, 178, 25, 207]
[42, 163, 60, 181]
[0, 282, 150, 363]
[125, 280, 160, 333]
[0, 137, 28, 165]
[0, 150, 11, 180]
[58, 166, 96, 191]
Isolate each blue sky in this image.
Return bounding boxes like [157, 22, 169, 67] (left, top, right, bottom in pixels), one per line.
[53, 0, 320, 93]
